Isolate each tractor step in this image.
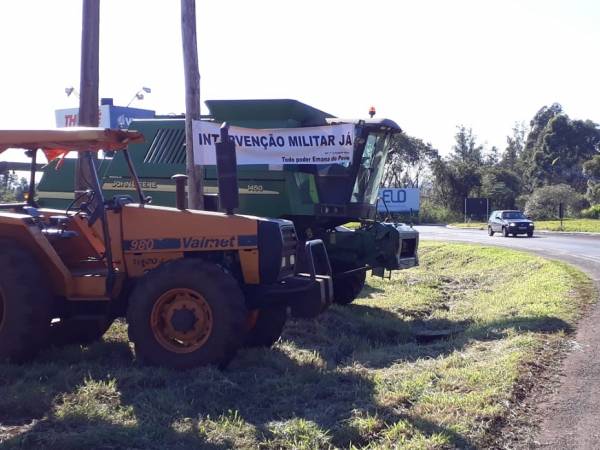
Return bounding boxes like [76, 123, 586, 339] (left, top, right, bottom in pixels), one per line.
[70, 267, 108, 277]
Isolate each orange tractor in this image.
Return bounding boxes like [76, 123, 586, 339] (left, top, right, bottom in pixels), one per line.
[0, 128, 332, 369]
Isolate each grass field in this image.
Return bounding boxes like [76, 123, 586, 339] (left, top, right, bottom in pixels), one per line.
[0, 243, 594, 449]
[450, 218, 600, 233]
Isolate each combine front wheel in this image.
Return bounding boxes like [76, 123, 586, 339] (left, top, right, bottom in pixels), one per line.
[127, 259, 246, 369]
[245, 305, 287, 348]
[333, 269, 366, 305]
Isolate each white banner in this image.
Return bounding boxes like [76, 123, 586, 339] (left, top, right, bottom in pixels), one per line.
[192, 121, 354, 165]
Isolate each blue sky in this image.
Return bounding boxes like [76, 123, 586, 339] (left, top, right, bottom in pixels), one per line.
[0, 0, 598, 157]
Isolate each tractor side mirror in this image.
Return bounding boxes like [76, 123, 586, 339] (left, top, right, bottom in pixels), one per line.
[215, 123, 239, 215]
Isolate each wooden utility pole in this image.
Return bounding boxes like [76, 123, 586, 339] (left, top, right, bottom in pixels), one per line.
[181, 0, 204, 209]
[76, 0, 100, 191]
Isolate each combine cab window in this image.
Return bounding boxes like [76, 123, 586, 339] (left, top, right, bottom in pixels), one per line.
[351, 133, 388, 204]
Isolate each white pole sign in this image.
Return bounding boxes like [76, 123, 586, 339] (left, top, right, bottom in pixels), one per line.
[192, 121, 354, 165]
[377, 188, 420, 213]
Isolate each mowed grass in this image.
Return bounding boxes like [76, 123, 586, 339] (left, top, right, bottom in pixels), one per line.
[450, 218, 600, 233]
[0, 242, 594, 449]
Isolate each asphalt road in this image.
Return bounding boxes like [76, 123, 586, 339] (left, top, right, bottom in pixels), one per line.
[416, 225, 600, 449]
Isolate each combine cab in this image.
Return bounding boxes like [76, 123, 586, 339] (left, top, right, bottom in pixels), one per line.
[37, 100, 419, 304]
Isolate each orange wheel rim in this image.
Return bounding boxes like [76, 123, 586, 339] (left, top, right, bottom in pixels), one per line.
[150, 288, 213, 354]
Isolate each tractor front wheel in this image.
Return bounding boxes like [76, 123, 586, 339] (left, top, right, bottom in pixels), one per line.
[127, 259, 246, 369]
[0, 240, 52, 363]
[245, 305, 287, 348]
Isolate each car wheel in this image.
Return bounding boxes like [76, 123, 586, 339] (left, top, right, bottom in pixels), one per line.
[488, 226, 494, 236]
[502, 227, 509, 237]
[527, 231, 533, 237]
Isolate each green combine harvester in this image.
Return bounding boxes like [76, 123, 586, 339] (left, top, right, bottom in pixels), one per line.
[38, 99, 419, 305]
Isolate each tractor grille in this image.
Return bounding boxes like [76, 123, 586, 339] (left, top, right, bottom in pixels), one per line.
[279, 225, 298, 278]
[400, 238, 417, 258]
[143, 128, 186, 165]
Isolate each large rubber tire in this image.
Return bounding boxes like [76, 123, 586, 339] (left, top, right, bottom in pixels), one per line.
[488, 226, 494, 236]
[50, 317, 113, 347]
[127, 259, 246, 369]
[245, 305, 287, 348]
[0, 240, 52, 363]
[333, 270, 367, 305]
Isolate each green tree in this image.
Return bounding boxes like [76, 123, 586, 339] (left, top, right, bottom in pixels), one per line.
[502, 121, 527, 173]
[524, 184, 587, 219]
[427, 126, 484, 212]
[583, 155, 600, 204]
[450, 126, 483, 165]
[0, 168, 28, 203]
[481, 167, 521, 210]
[381, 133, 439, 188]
[520, 104, 600, 192]
[519, 103, 563, 192]
[485, 146, 500, 167]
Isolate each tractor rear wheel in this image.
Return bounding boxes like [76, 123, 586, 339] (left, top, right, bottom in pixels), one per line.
[0, 240, 52, 363]
[127, 259, 246, 369]
[333, 269, 367, 305]
[50, 317, 113, 347]
[245, 305, 287, 348]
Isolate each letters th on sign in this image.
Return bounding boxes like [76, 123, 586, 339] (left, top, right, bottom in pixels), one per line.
[377, 188, 420, 213]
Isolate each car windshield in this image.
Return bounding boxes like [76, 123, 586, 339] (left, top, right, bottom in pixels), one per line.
[501, 211, 526, 219]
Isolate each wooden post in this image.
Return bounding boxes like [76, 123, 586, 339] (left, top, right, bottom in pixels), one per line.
[181, 0, 203, 209]
[76, 0, 100, 191]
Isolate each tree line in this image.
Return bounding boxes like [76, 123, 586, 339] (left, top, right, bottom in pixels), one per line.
[382, 103, 600, 221]
[0, 169, 28, 203]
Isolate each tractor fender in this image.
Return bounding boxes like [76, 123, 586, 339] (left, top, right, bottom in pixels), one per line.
[0, 215, 71, 296]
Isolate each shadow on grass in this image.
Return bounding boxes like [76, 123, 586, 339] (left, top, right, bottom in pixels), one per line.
[0, 305, 572, 449]
[0, 346, 475, 450]
[357, 283, 385, 298]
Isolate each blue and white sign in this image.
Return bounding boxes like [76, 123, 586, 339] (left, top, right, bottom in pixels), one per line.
[55, 106, 155, 129]
[377, 188, 420, 213]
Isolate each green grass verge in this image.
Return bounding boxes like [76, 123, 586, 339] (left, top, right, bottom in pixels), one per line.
[0, 243, 594, 449]
[450, 218, 600, 233]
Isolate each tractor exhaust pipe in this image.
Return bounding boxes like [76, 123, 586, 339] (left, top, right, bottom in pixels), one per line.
[171, 173, 188, 210]
[215, 123, 239, 215]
